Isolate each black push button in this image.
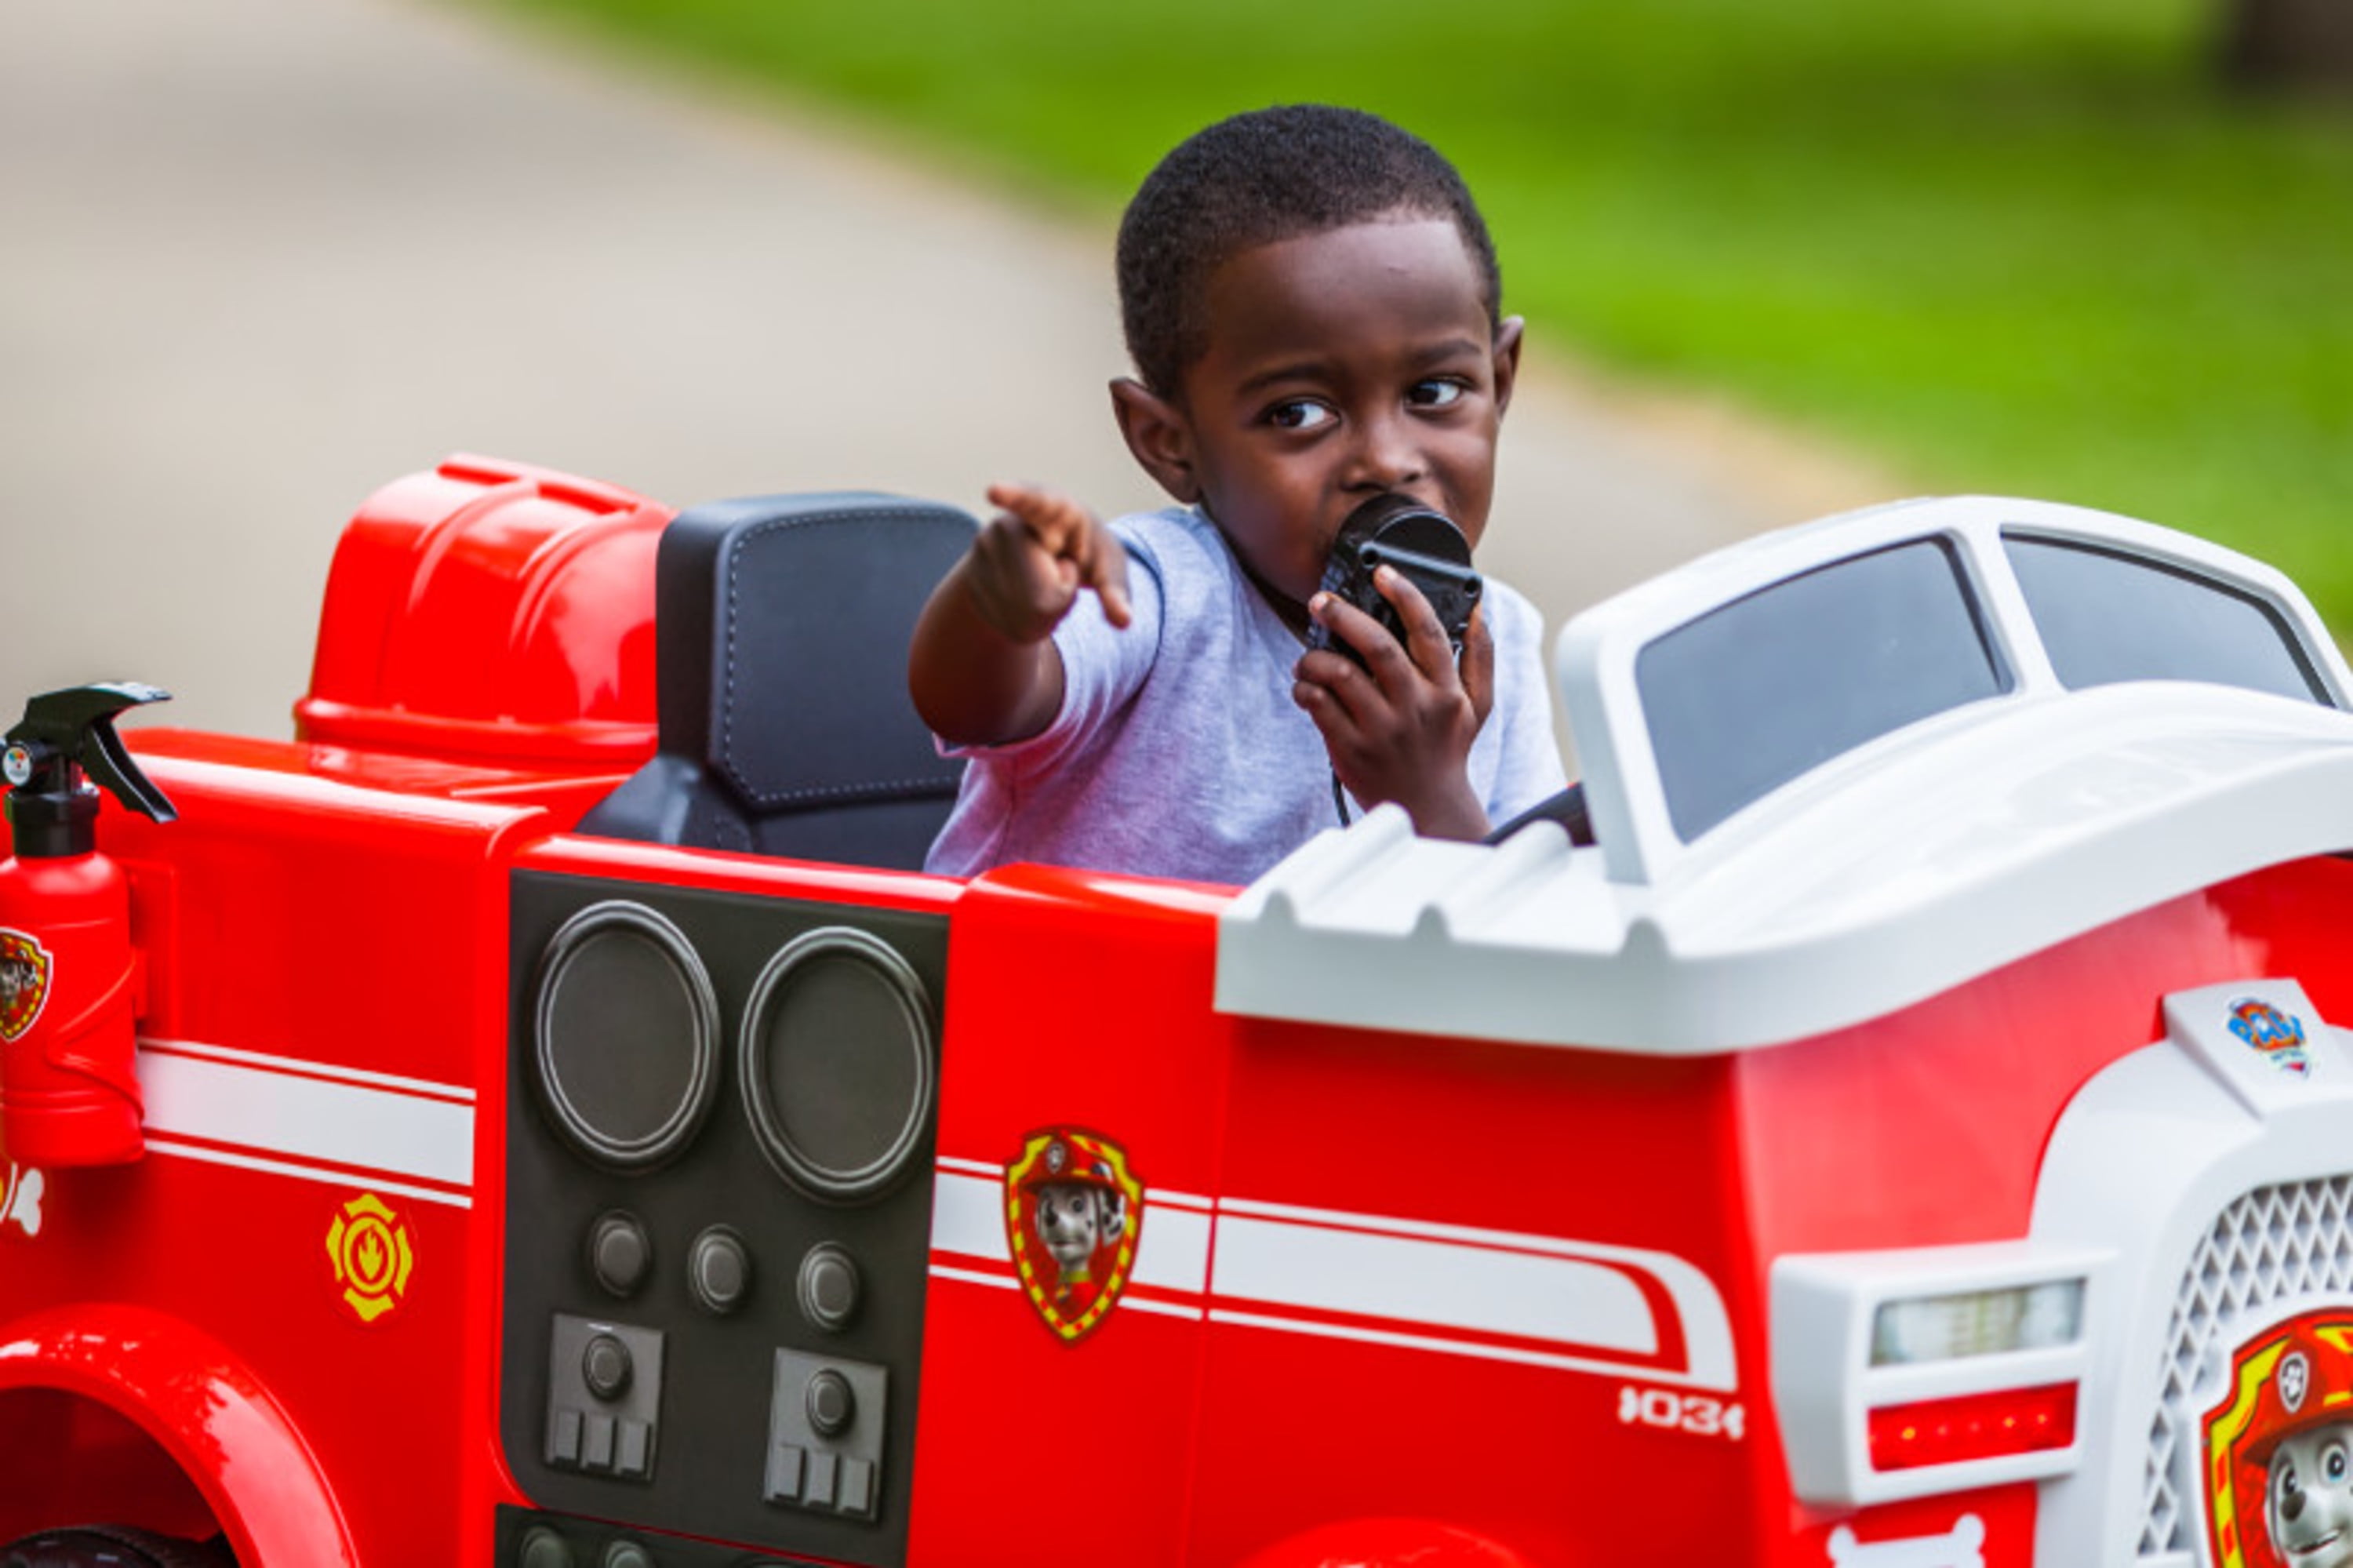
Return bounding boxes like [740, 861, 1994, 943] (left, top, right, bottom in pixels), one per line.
[519, 1526, 575, 1568]
[798, 1242, 860, 1332]
[583, 1333, 634, 1402]
[806, 1368, 855, 1437]
[587, 1212, 653, 1299]
[689, 1226, 752, 1315]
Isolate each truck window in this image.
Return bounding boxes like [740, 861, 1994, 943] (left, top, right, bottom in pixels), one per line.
[2002, 531, 2333, 708]
[1637, 537, 2012, 842]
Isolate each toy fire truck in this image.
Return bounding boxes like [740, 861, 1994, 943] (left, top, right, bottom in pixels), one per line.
[3, 455, 2351, 1568]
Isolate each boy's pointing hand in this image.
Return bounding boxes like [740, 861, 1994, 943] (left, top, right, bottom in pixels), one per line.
[969, 482, 1134, 642]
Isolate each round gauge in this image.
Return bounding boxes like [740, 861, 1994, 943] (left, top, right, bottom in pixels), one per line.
[739, 927, 934, 1202]
[532, 900, 720, 1171]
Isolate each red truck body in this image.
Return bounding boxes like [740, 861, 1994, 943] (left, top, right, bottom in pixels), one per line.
[3, 456, 2351, 1568]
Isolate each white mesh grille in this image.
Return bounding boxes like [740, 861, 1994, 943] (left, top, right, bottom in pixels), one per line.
[2140, 1173, 2353, 1559]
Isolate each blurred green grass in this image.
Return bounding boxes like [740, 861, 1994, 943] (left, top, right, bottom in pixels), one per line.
[481, 0, 2353, 632]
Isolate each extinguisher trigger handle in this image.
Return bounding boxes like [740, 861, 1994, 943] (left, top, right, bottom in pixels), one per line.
[5, 682, 176, 824]
[85, 716, 176, 825]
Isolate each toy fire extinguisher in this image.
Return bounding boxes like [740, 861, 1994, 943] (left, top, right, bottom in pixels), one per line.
[0, 682, 175, 1166]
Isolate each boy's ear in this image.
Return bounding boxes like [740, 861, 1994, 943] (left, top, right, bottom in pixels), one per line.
[1110, 377, 1202, 505]
[1491, 317, 1526, 419]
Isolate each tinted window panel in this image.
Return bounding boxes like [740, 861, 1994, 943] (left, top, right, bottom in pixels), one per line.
[1638, 539, 2009, 842]
[2004, 533, 2330, 706]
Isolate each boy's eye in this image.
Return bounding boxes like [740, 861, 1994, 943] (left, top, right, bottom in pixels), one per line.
[1264, 398, 1335, 431]
[1409, 380, 1467, 409]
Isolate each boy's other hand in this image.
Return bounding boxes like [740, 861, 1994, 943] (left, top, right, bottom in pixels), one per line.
[968, 482, 1133, 643]
[1293, 565, 1495, 842]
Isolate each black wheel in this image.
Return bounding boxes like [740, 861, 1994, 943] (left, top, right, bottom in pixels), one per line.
[3, 1526, 235, 1568]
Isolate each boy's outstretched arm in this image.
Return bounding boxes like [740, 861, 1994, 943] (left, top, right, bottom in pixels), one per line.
[1293, 566, 1495, 841]
[908, 483, 1133, 748]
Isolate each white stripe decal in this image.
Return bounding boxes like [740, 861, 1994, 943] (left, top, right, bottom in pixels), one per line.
[1219, 1193, 1738, 1391]
[1208, 1308, 1716, 1385]
[141, 1037, 475, 1102]
[1211, 1212, 1657, 1355]
[146, 1139, 471, 1210]
[1121, 1296, 1206, 1322]
[930, 1171, 1009, 1261]
[927, 1158, 1738, 1389]
[1132, 1205, 1210, 1293]
[929, 1263, 1019, 1293]
[137, 1044, 475, 1190]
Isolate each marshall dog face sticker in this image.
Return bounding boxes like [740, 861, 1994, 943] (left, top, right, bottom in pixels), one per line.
[0, 930, 51, 1044]
[1004, 1128, 1144, 1342]
[2205, 1312, 2353, 1568]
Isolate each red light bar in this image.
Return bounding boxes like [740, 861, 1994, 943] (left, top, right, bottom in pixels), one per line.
[1867, 1383, 2078, 1472]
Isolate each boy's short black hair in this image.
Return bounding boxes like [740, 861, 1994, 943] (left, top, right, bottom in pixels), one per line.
[1117, 104, 1504, 398]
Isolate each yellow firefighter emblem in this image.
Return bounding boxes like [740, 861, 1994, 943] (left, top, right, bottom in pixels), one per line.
[327, 1193, 415, 1323]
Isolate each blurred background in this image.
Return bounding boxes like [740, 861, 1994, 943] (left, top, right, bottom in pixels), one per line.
[2, 0, 2345, 741]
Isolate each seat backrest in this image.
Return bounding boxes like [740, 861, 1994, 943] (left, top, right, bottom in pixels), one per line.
[576, 492, 976, 869]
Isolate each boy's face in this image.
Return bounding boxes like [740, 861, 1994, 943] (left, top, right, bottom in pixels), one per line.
[1114, 216, 1522, 617]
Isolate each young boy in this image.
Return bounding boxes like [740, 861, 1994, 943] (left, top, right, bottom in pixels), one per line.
[910, 104, 1566, 885]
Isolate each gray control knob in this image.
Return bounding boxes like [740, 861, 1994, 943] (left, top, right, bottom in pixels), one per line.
[587, 1211, 652, 1299]
[601, 1543, 656, 1568]
[518, 1526, 576, 1568]
[582, 1332, 634, 1402]
[688, 1226, 751, 1315]
[797, 1242, 860, 1332]
[805, 1367, 856, 1437]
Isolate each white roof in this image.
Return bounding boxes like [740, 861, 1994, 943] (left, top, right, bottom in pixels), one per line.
[1216, 497, 2353, 1053]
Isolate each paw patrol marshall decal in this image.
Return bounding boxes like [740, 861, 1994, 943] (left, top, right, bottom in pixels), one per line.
[2204, 1312, 2353, 1567]
[1003, 1128, 1144, 1342]
[2230, 998, 2311, 1077]
[0, 929, 51, 1044]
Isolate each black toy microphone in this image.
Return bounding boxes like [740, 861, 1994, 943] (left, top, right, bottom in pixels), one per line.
[1306, 493, 1482, 669]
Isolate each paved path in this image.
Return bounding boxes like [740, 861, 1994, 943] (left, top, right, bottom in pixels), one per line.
[0, 0, 1890, 745]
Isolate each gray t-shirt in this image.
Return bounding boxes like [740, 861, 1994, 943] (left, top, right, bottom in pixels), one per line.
[925, 505, 1566, 886]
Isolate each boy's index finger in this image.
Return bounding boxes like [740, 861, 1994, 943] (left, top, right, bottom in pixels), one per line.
[986, 482, 1093, 555]
[985, 481, 1131, 629]
[1374, 565, 1461, 687]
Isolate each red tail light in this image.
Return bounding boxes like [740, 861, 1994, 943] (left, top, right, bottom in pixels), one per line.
[1867, 1383, 2078, 1472]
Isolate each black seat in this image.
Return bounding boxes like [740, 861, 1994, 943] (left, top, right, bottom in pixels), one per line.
[577, 492, 976, 869]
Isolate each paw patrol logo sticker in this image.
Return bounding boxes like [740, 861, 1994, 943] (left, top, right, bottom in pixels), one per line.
[0, 929, 52, 1044]
[2230, 999, 2311, 1077]
[2202, 1310, 2353, 1568]
[326, 1193, 414, 1324]
[1003, 1128, 1144, 1343]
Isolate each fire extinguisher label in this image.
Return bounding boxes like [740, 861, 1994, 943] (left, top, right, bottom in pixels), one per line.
[0, 930, 51, 1044]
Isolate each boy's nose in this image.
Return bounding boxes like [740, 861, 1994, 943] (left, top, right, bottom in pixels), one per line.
[1344, 413, 1427, 493]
